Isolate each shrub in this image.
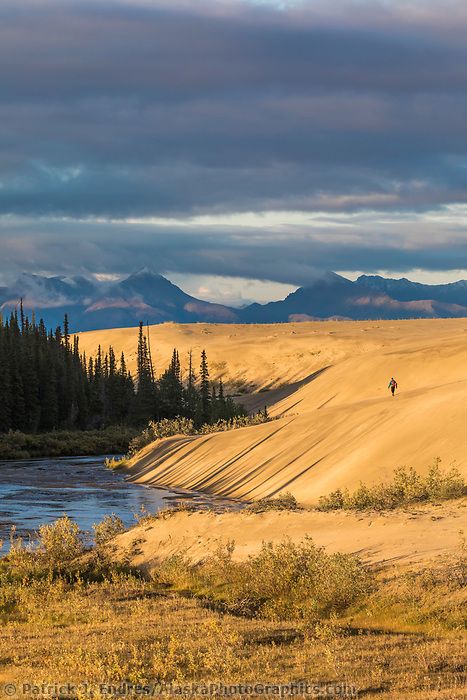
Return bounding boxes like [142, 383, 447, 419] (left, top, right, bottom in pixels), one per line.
[104, 456, 129, 470]
[0, 426, 137, 460]
[4, 516, 133, 582]
[155, 537, 372, 625]
[198, 412, 271, 436]
[316, 489, 345, 511]
[128, 417, 196, 456]
[156, 502, 201, 519]
[5, 516, 85, 578]
[247, 492, 301, 513]
[425, 460, 466, 500]
[317, 461, 467, 512]
[37, 515, 85, 569]
[93, 514, 126, 547]
[127, 412, 274, 458]
[4, 528, 38, 579]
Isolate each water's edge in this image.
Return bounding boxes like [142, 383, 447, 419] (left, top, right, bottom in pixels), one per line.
[0, 455, 241, 552]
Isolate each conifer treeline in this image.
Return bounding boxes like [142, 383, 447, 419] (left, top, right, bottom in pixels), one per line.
[130, 323, 244, 427]
[0, 313, 244, 434]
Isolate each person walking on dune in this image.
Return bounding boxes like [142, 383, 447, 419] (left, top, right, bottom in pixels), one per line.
[388, 377, 398, 396]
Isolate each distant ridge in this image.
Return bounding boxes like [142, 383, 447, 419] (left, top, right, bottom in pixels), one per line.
[243, 273, 467, 322]
[0, 269, 239, 331]
[1, 269, 467, 331]
[357, 274, 467, 306]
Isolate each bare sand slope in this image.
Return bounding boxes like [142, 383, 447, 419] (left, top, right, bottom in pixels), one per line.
[80, 319, 467, 503]
[77, 319, 444, 393]
[113, 500, 467, 572]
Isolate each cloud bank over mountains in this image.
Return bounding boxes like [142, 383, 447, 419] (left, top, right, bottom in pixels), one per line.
[1, 0, 467, 287]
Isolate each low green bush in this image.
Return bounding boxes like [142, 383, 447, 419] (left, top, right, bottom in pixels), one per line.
[3, 514, 132, 581]
[154, 537, 373, 625]
[127, 417, 196, 456]
[127, 411, 273, 457]
[93, 514, 126, 546]
[317, 461, 466, 512]
[5, 516, 85, 579]
[246, 492, 300, 513]
[104, 456, 129, 470]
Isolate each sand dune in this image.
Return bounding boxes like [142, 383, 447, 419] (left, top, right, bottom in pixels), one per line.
[79, 319, 467, 504]
[77, 319, 394, 393]
[112, 500, 467, 571]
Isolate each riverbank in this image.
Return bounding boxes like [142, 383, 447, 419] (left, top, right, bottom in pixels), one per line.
[0, 454, 243, 552]
[0, 426, 137, 460]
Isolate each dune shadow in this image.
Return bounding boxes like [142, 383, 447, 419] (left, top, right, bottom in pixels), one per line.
[241, 366, 331, 414]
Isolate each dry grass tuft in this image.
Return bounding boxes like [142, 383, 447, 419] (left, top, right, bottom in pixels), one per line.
[317, 461, 466, 512]
[246, 492, 301, 513]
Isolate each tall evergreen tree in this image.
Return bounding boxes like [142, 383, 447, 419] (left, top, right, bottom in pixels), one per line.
[159, 348, 184, 418]
[183, 349, 198, 419]
[63, 314, 70, 351]
[197, 349, 211, 425]
[131, 322, 157, 425]
[0, 331, 11, 431]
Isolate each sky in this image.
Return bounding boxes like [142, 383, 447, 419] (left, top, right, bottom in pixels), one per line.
[1, 0, 467, 305]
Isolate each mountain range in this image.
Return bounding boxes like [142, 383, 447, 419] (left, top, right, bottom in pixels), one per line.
[2, 268, 467, 331]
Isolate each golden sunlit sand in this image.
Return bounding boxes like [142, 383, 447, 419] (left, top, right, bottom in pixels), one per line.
[112, 499, 466, 573]
[78, 319, 467, 505]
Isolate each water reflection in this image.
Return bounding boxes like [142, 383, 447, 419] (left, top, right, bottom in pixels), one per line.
[0, 455, 240, 551]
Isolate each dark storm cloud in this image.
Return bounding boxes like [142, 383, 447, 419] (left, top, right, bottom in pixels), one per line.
[2, 214, 467, 287]
[1, 0, 467, 282]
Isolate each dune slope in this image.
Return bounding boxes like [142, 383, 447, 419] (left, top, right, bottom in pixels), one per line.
[113, 500, 467, 571]
[80, 319, 467, 504]
[76, 319, 390, 392]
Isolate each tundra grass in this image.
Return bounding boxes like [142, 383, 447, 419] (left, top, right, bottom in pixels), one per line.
[0, 517, 465, 698]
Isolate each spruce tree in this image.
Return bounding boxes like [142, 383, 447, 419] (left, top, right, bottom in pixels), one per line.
[131, 322, 157, 425]
[198, 349, 211, 425]
[8, 333, 26, 430]
[0, 355, 11, 432]
[40, 364, 59, 430]
[63, 314, 70, 351]
[183, 349, 198, 419]
[159, 349, 182, 418]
